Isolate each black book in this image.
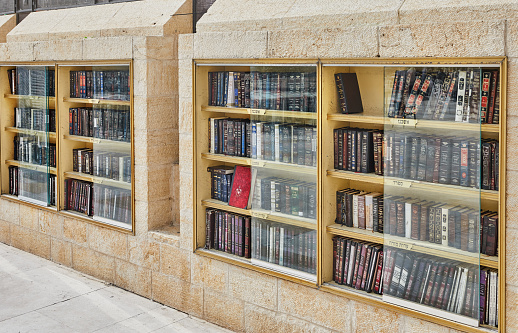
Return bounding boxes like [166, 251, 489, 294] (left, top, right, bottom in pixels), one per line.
[450, 139, 462, 186]
[389, 251, 405, 296]
[396, 253, 415, 298]
[335, 73, 363, 114]
[438, 137, 452, 184]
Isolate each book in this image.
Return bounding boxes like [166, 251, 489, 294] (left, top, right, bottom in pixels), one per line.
[334, 73, 363, 114]
[228, 166, 252, 209]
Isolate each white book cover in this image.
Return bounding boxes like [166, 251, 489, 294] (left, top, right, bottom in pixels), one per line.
[251, 122, 257, 159]
[405, 202, 412, 239]
[210, 118, 215, 153]
[347, 243, 356, 285]
[365, 194, 373, 231]
[455, 70, 467, 122]
[447, 268, 460, 312]
[270, 179, 276, 212]
[119, 156, 124, 182]
[419, 264, 432, 304]
[462, 70, 472, 123]
[455, 268, 468, 314]
[441, 206, 450, 246]
[352, 194, 359, 228]
[227, 72, 234, 107]
[274, 123, 280, 162]
[279, 227, 285, 266]
[489, 271, 497, 326]
[269, 226, 274, 263]
[256, 122, 263, 160]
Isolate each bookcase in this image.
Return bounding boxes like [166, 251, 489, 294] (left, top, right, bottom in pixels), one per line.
[193, 58, 506, 331]
[0, 61, 134, 232]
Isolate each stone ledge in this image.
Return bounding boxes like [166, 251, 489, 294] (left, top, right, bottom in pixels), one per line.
[148, 226, 181, 246]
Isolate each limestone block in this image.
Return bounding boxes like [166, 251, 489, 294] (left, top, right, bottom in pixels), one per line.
[507, 59, 518, 116]
[162, 1, 193, 36]
[72, 245, 115, 283]
[508, 118, 518, 172]
[148, 198, 173, 230]
[34, 39, 83, 61]
[194, 31, 268, 59]
[0, 199, 19, 224]
[400, 0, 518, 25]
[51, 239, 72, 267]
[10, 225, 51, 259]
[0, 219, 10, 245]
[191, 254, 228, 292]
[63, 217, 88, 245]
[133, 60, 148, 98]
[228, 266, 277, 310]
[7, 9, 62, 42]
[0, 43, 8, 62]
[148, 229, 180, 246]
[146, 36, 178, 60]
[178, 132, 193, 174]
[6, 42, 34, 61]
[147, 60, 179, 98]
[179, 171, 193, 211]
[115, 259, 152, 299]
[160, 243, 191, 282]
[352, 302, 401, 332]
[39, 210, 64, 238]
[179, 219, 193, 251]
[133, 96, 148, 131]
[268, 27, 378, 58]
[506, 285, 518, 330]
[19, 205, 40, 231]
[507, 170, 518, 228]
[134, 200, 149, 235]
[379, 21, 505, 58]
[128, 237, 160, 271]
[506, 228, 518, 287]
[134, 130, 148, 167]
[82, 36, 133, 60]
[0, 15, 16, 43]
[151, 272, 203, 317]
[403, 316, 449, 333]
[244, 304, 334, 333]
[179, 99, 193, 135]
[204, 289, 245, 332]
[178, 34, 194, 60]
[278, 279, 349, 331]
[146, 96, 179, 131]
[134, 165, 149, 203]
[148, 129, 179, 167]
[88, 224, 128, 260]
[178, 59, 193, 102]
[132, 37, 147, 61]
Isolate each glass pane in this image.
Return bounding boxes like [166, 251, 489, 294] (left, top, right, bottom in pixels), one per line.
[4, 65, 55, 206]
[381, 66, 494, 326]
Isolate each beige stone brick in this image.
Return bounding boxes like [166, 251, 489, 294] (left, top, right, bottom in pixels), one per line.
[0, 199, 20, 224]
[134, 200, 149, 235]
[115, 259, 152, 299]
[379, 21, 505, 58]
[88, 224, 128, 260]
[147, 60, 179, 98]
[179, 172, 193, 211]
[82, 36, 133, 60]
[19, 205, 40, 231]
[507, 170, 518, 228]
[506, 285, 518, 330]
[133, 129, 148, 167]
[0, 15, 15, 44]
[132, 36, 147, 61]
[179, 220, 193, 251]
[128, 237, 160, 271]
[39, 210, 64, 238]
[162, 5, 192, 36]
[0, 43, 8, 62]
[352, 302, 401, 332]
[34, 39, 83, 61]
[244, 304, 333, 333]
[148, 129, 179, 167]
[146, 96, 179, 131]
[133, 60, 148, 98]
[178, 59, 193, 101]
[63, 217, 88, 245]
[204, 289, 245, 332]
[506, 228, 518, 287]
[72, 245, 115, 283]
[11, 225, 51, 259]
[178, 133, 193, 175]
[179, 99, 193, 135]
[160, 243, 191, 282]
[146, 36, 178, 60]
[178, 34, 194, 60]
[148, 229, 180, 246]
[194, 31, 268, 59]
[278, 279, 348, 331]
[228, 266, 277, 310]
[268, 27, 378, 58]
[134, 165, 149, 203]
[507, 117, 518, 171]
[148, 198, 173, 230]
[151, 272, 203, 317]
[51, 239, 72, 267]
[191, 254, 228, 292]
[403, 316, 449, 333]
[6, 42, 34, 61]
[0, 219, 10, 245]
[133, 96, 148, 131]
[507, 59, 518, 116]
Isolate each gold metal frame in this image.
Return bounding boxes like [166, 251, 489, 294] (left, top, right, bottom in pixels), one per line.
[192, 57, 507, 333]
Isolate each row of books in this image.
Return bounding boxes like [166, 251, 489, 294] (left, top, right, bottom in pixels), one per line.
[252, 176, 317, 220]
[480, 268, 499, 326]
[336, 187, 499, 256]
[387, 68, 500, 123]
[69, 70, 130, 101]
[207, 165, 234, 203]
[333, 127, 382, 174]
[72, 148, 131, 183]
[205, 209, 251, 258]
[253, 219, 316, 274]
[14, 108, 56, 133]
[8, 68, 55, 96]
[209, 118, 251, 157]
[332, 237, 383, 293]
[64, 179, 93, 216]
[14, 135, 56, 168]
[68, 106, 131, 143]
[93, 184, 132, 224]
[208, 71, 317, 113]
[8, 166, 56, 206]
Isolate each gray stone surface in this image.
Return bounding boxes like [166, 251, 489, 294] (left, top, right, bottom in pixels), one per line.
[0, 242, 233, 333]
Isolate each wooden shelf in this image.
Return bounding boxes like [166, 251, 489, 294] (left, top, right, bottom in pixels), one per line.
[327, 169, 499, 201]
[323, 281, 382, 300]
[63, 96, 130, 106]
[327, 112, 385, 125]
[201, 153, 251, 165]
[327, 224, 498, 269]
[6, 160, 56, 175]
[4, 94, 56, 103]
[202, 105, 317, 120]
[201, 198, 250, 216]
[64, 134, 131, 148]
[5, 127, 56, 139]
[60, 210, 132, 231]
[64, 171, 131, 190]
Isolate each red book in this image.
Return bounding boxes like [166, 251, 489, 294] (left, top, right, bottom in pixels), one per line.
[228, 166, 252, 209]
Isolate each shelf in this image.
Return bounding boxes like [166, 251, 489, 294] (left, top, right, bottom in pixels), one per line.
[327, 224, 498, 269]
[5, 127, 56, 139]
[6, 160, 56, 175]
[202, 105, 317, 120]
[323, 281, 382, 301]
[64, 171, 131, 190]
[251, 208, 317, 230]
[4, 94, 56, 103]
[64, 134, 131, 148]
[327, 113, 500, 133]
[63, 96, 130, 106]
[327, 169, 499, 201]
[201, 198, 251, 216]
[327, 224, 383, 244]
[250, 258, 316, 282]
[201, 153, 251, 165]
[60, 210, 132, 231]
